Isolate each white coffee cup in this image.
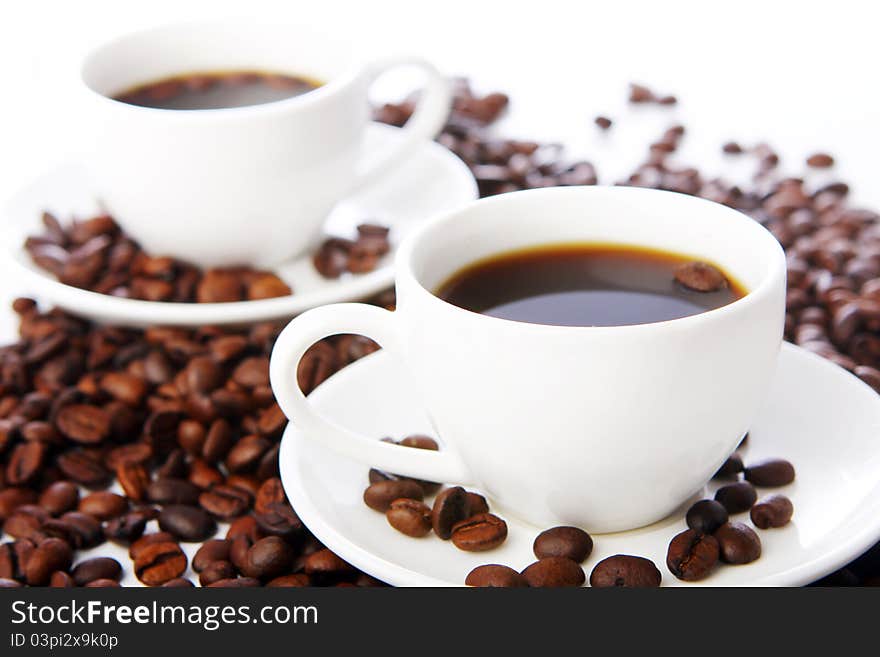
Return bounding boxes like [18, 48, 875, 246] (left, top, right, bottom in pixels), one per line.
[269, 186, 786, 532]
[79, 21, 451, 268]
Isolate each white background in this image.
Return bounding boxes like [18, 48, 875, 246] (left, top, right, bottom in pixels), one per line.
[0, 0, 878, 205]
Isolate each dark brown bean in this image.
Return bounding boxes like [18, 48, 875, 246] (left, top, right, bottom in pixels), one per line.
[714, 521, 762, 564]
[521, 557, 585, 587]
[386, 499, 433, 537]
[713, 453, 744, 479]
[243, 536, 293, 580]
[744, 459, 796, 487]
[714, 481, 758, 513]
[363, 479, 424, 513]
[104, 511, 149, 544]
[192, 539, 231, 572]
[199, 485, 252, 520]
[199, 560, 237, 586]
[666, 529, 719, 581]
[674, 261, 728, 292]
[431, 486, 470, 539]
[685, 500, 729, 534]
[158, 505, 217, 542]
[78, 491, 128, 520]
[129, 532, 176, 560]
[147, 478, 201, 506]
[303, 549, 354, 577]
[750, 494, 794, 529]
[25, 538, 73, 586]
[55, 404, 111, 444]
[533, 526, 593, 563]
[72, 557, 122, 585]
[589, 555, 662, 588]
[39, 481, 79, 516]
[465, 564, 529, 587]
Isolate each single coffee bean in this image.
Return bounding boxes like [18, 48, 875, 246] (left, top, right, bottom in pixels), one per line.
[158, 505, 217, 542]
[666, 529, 720, 581]
[226, 515, 262, 542]
[57, 450, 111, 488]
[147, 478, 201, 506]
[116, 463, 150, 502]
[6, 441, 48, 485]
[0, 488, 37, 521]
[104, 512, 148, 544]
[685, 500, 729, 534]
[398, 435, 439, 450]
[193, 539, 232, 572]
[714, 481, 758, 513]
[25, 538, 73, 586]
[199, 560, 237, 586]
[750, 494, 794, 529]
[431, 486, 470, 539]
[363, 479, 423, 513]
[38, 481, 79, 516]
[255, 478, 287, 515]
[674, 261, 727, 292]
[714, 521, 762, 564]
[199, 484, 252, 520]
[78, 491, 128, 520]
[713, 453, 744, 479]
[451, 513, 508, 552]
[386, 498, 432, 537]
[521, 557, 585, 587]
[465, 564, 529, 587]
[243, 536, 293, 580]
[254, 503, 302, 539]
[589, 555, 662, 588]
[55, 404, 111, 444]
[743, 459, 796, 487]
[303, 548, 354, 576]
[129, 532, 176, 560]
[72, 557, 122, 586]
[134, 541, 187, 586]
[533, 526, 593, 563]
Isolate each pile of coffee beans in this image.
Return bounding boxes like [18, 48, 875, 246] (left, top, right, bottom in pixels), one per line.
[363, 437, 508, 552]
[0, 295, 389, 587]
[24, 213, 391, 302]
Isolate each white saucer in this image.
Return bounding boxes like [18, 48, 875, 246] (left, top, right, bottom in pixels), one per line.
[0, 123, 477, 327]
[279, 344, 880, 587]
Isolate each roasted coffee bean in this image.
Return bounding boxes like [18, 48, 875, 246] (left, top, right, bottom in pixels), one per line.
[116, 463, 150, 502]
[0, 488, 37, 520]
[226, 515, 262, 542]
[533, 526, 593, 563]
[714, 522, 762, 564]
[202, 419, 233, 463]
[685, 500, 729, 534]
[55, 404, 110, 444]
[303, 548, 354, 577]
[193, 539, 231, 572]
[38, 481, 79, 516]
[104, 511, 148, 544]
[431, 486, 470, 539]
[254, 504, 303, 540]
[243, 536, 293, 580]
[713, 453, 744, 479]
[199, 485, 252, 520]
[363, 479, 424, 513]
[4, 510, 47, 541]
[667, 529, 720, 581]
[57, 450, 111, 488]
[807, 152, 834, 168]
[6, 441, 47, 485]
[386, 498, 432, 537]
[744, 459, 796, 487]
[134, 541, 187, 586]
[255, 478, 286, 515]
[129, 532, 176, 560]
[594, 116, 613, 130]
[521, 557, 585, 587]
[674, 261, 727, 292]
[750, 494, 794, 529]
[158, 505, 216, 542]
[589, 555, 662, 588]
[714, 481, 758, 513]
[147, 478, 201, 506]
[465, 564, 529, 587]
[78, 491, 128, 520]
[72, 557, 122, 585]
[25, 538, 73, 586]
[199, 560, 237, 586]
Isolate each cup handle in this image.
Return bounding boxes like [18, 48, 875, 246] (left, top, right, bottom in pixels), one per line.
[269, 303, 473, 484]
[347, 57, 452, 195]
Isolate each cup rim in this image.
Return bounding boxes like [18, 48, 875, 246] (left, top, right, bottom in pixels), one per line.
[79, 19, 358, 119]
[396, 185, 787, 333]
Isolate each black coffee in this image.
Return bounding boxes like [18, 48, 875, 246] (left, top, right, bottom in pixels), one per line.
[436, 244, 745, 327]
[113, 70, 320, 110]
